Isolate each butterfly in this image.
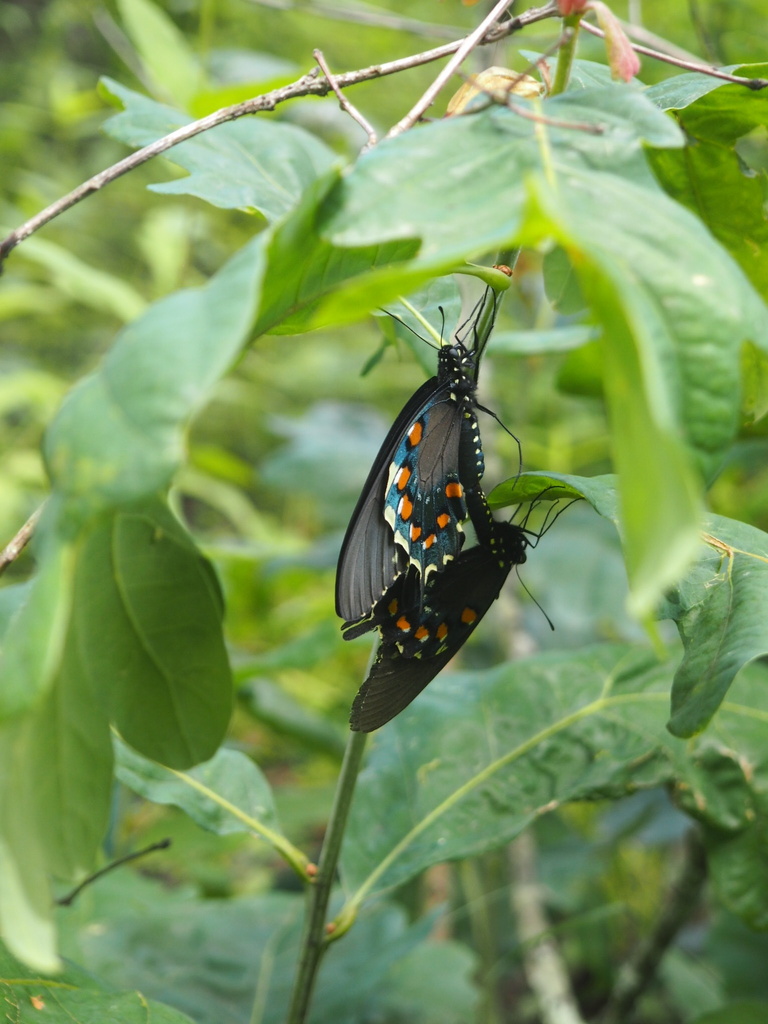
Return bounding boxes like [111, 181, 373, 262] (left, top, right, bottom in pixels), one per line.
[336, 287, 499, 630]
[348, 515, 529, 732]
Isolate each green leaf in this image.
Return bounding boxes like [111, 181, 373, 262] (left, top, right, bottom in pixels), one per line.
[340, 644, 675, 899]
[100, 78, 337, 220]
[323, 89, 681, 256]
[644, 71, 733, 111]
[674, 745, 755, 832]
[44, 234, 265, 516]
[1, 495, 232, 965]
[0, 938, 197, 1023]
[490, 324, 596, 353]
[705, 807, 768, 931]
[0, 728, 58, 973]
[74, 502, 232, 767]
[374, 276, 462, 375]
[665, 514, 768, 737]
[254, 170, 419, 335]
[489, 469, 617, 515]
[116, 0, 205, 108]
[115, 740, 280, 837]
[57, 872, 476, 1024]
[0, 524, 75, 719]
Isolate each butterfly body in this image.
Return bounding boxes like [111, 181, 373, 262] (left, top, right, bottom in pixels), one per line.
[336, 326, 492, 629]
[349, 519, 528, 732]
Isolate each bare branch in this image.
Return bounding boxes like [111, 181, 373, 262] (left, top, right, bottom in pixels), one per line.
[581, 19, 768, 88]
[0, 2, 557, 266]
[0, 504, 43, 577]
[314, 49, 378, 148]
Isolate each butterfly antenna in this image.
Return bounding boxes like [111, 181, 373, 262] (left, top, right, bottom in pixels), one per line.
[382, 309, 440, 350]
[514, 566, 555, 631]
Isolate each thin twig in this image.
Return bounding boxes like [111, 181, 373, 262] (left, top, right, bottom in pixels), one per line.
[245, 0, 464, 40]
[0, 504, 43, 576]
[386, 0, 520, 138]
[621, 18, 713, 65]
[510, 832, 588, 1024]
[600, 828, 708, 1024]
[0, 2, 556, 267]
[56, 838, 172, 906]
[581, 20, 768, 88]
[313, 49, 378, 147]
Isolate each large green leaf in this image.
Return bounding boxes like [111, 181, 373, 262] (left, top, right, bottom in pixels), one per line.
[340, 640, 768, 932]
[113, 739, 312, 879]
[0, 499, 231, 966]
[72, 502, 232, 767]
[100, 78, 337, 220]
[44, 235, 266, 515]
[115, 741, 278, 836]
[0, 727, 58, 972]
[56, 872, 478, 1024]
[664, 514, 768, 736]
[340, 644, 676, 901]
[0, 939, 196, 1023]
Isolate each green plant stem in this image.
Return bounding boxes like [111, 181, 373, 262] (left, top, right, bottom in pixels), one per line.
[600, 828, 708, 1024]
[550, 16, 583, 96]
[283, 728, 369, 1024]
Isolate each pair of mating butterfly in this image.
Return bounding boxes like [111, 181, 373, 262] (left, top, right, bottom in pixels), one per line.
[335, 284, 530, 732]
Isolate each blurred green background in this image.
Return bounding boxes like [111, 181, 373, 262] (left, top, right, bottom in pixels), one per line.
[3, 2, 768, 1021]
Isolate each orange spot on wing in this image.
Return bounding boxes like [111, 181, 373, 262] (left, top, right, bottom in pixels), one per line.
[436, 622, 448, 639]
[400, 495, 413, 520]
[387, 598, 399, 615]
[407, 421, 423, 446]
[446, 482, 463, 499]
[396, 466, 412, 490]
[436, 513, 451, 529]
[424, 534, 436, 548]
[396, 615, 411, 632]
[461, 606, 478, 624]
[410, 524, 422, 542]
[414, 626, 430, 640]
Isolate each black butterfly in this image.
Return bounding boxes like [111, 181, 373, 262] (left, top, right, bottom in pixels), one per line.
[348, 515, 528, 732]
[336, 287, 499, 629]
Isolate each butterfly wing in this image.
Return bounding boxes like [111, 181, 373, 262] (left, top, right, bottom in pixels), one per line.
[349, 523, 527, 732]
[335, 377, 440, 623]
[383, 395, 471, 583]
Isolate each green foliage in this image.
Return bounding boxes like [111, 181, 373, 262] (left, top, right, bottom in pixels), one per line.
[2, 0, 768, 1021]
